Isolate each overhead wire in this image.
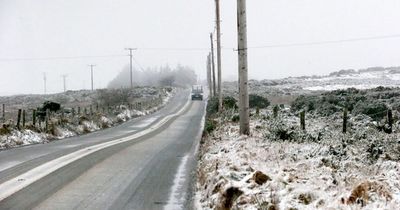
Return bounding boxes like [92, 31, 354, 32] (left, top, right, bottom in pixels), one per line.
[1, 33, 400, 62]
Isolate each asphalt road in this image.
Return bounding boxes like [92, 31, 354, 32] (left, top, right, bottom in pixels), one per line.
[0, 89, 206, 210]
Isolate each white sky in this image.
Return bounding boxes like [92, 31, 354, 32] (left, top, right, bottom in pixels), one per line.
[1, 0, 400, 95]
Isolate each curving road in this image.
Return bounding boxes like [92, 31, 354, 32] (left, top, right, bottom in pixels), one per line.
[0, 89, 206, 210]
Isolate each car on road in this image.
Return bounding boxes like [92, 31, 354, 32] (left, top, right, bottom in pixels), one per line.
[191, 85, 203, 100]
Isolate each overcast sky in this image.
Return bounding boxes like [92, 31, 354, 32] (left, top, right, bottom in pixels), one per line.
[1, 0, 400, 95]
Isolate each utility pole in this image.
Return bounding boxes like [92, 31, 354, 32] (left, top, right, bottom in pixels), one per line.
[215, 0, 223, 111]
[125, 48, 137, 89]
[43, 72, 47, 95]
[88, 64, 96, 91]
[61, 75, 67, 92]
[210, 33, 216, 97]
[237, 0, 250, 135]
[206, 53, 212, 97]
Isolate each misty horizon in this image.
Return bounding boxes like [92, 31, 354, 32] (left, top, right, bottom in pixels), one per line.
[1, 0, 400, 95]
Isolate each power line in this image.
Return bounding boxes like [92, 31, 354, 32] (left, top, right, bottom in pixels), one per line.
[1, 33, 400, 63]
[0, 54, 125, 62]
[138, 47, 210, 51]
[249, 34, 400, 49]
[132, 57, 146, 72]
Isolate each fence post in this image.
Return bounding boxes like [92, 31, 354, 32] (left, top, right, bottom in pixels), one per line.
[273, 105, 279, 118]
[78, 107, 81, 115]
[96, 103, 99, 112]
[388, 109, 393, 133]
[343, 108, 348, 133]
[300, 110, 305, 130]
[32, 110, 36, 127]
[45, 109, 49, 132]
[17, 109, 22, 130]
[84, 107, 87, 116]
[90, 105, 93, 116]
[22, 109, 26, 128]
[2, 104, 4, 123]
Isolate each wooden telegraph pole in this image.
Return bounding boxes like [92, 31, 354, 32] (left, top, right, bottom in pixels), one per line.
[125, 48, 137, 89]
[237, 0, 250, 135]
[210, 33, 217, 97]
[215, 0, 223, 111]
[207, 53, 212, 97]
[62, 75, 67, 92]
[88, 64, 96, 91]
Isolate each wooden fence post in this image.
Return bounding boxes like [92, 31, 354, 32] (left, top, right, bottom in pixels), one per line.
[45, 109, 49, 132]
[22, 110, 26, 128]
[17, 109, 22, 130]
[90, 105, 93, 116]
[32, 110, 36, 127]
[300, 110, 305, 131]
[2, 104, 4, 123]
[273, 105, 279, 118]
[78, 107, 81, 115]
[343, 108, 348, 133]
[388, 109, 393, 133]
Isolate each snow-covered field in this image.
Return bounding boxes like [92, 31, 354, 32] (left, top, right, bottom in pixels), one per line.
[0, 88, 174, 149]
[196, 106, 400, 210]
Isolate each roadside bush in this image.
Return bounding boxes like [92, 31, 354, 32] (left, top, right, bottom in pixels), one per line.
[231, 114, 240, 122]
[352, 100, 387, 121]
[206, 97, 219, 117]
[0, 124, 11, 135]
[207, 96, 238, 117]
[204, 119, 217, 134]
[291, 95, 318, 113]
[223, 96, 238, 110]
[249, 94, 270, 109]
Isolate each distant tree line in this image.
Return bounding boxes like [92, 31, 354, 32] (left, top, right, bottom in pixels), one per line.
[108, 64, 197, 88]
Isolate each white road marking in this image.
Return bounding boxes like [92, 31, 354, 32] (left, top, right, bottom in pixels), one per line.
[0, 95, 191, 202]
[130, 117, 158, 128]
[164, 154, 189, 210]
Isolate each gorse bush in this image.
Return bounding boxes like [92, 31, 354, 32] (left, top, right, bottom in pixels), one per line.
[231, 114, 240, 122]
[291, 87, 395, 120]
[223, 96, 238, 110]
[249, 94, 270, 109]
[206, 96, 238, 117]
[204, 119, 217, 134]
[353, 100, 387, 121]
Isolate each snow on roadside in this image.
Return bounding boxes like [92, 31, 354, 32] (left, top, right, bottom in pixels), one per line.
[0, 88, 175, 150]
[196, 110, 400, 210]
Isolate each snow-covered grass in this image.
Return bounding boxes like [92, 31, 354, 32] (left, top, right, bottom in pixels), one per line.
[196, 108, 400, 210]
[0, 88, 174, 149]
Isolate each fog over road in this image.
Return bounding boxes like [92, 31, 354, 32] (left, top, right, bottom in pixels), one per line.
[0, 90, 205, 210]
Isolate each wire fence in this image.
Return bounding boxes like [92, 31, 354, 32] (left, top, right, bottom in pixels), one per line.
[1, 96, 164, 133]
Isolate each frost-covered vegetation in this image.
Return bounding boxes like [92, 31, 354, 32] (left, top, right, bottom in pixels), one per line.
[0, 87, 174, 149]
[196, 88, 400, 210]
